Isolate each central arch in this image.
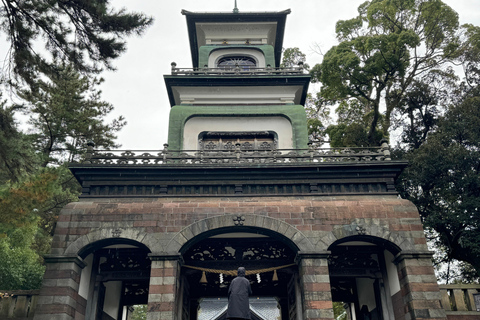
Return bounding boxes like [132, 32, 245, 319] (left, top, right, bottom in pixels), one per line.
[174, 219, 305, 320]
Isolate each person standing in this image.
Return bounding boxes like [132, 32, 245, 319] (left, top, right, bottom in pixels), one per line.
[226, 267, 252, 320]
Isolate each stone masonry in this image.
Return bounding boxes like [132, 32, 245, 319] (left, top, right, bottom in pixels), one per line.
[32, 195, 447, 320]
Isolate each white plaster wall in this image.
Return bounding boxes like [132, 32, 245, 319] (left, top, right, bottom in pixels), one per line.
[356, 278, 376, 312]
[196, 22, 277, 47]
[104, 281, 123, 319]
[172, 85, 303, 105]
[183, 116, 293, 150]
[78, 254, 93, 299]
[384, 250, 401, 294]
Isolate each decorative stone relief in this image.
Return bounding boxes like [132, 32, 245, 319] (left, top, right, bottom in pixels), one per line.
[233, 216, 245, 226]
[356, 226, 366, 235]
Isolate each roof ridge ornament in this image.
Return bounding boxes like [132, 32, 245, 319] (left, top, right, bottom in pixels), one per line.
[233, 0, 239, 13]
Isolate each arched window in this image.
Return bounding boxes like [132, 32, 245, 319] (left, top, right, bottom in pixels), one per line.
[217, 56, 257, 69]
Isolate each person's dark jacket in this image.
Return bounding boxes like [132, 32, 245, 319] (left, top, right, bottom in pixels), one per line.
[226, 267, 252, 319]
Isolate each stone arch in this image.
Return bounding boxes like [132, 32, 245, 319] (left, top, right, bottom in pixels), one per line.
[64, 227, 158, 256]
[317, 221, 415, 252]
[166, 214, 315, 254]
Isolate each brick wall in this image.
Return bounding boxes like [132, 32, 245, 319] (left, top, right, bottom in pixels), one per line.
[33, 195, 443, 320]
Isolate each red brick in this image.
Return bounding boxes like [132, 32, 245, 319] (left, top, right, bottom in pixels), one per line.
[151, 268, 175, 277]
[220, 202, 240, 207]
[254, 207, 279, 214]
[414, 237, 427, 245]
[306, 301, 333, 309]
[312, 225, 333, 231]
[149, 284, 175, 294]
[192, 207, 224, 214]
[296, 225, 312, 231]
[134, 221, 157, 227]
[172, 207, 195, 214]
[227, 207, 255, 214]
[404, 266, 436, 276]
[178, 203, 198, 207]
[163, 203, 180, 208]
[148, 302, 175, 312]
[407, 283, 440, 292]
[268, 212, 291, 219]
[285, 218, 302, 225]
[197, 202, 220, 207]
[304, 282, 331, 292]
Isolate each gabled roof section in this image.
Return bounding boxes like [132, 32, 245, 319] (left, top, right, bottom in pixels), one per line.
[182, 9, 291, 68]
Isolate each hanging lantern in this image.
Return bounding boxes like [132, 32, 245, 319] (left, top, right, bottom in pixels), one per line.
[272, 269, 278, 281]
[200, 271, 208, 284]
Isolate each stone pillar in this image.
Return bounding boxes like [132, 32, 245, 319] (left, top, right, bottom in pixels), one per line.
[33, 255, 86, 320]
[394, 252, 447, 320]
[147, 253, 182, 320]
[298, 252, 334, 320]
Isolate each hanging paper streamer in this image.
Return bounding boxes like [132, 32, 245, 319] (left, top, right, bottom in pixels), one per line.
[272, 269, 278, 281]
[219, 273, 224, 284]
[256, 273, 261, 283]
[200, 271, 207, 284]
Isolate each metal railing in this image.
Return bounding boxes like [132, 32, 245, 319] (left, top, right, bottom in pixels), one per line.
[170, 62, 305, 76]
[83, 142, 392, 166]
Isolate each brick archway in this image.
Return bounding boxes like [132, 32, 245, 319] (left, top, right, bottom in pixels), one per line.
[166, 214, 315, 253]
[64, 227, 156, 256]
[317, 221, 415, 252]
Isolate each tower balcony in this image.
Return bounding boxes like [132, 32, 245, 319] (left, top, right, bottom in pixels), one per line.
[69, 141, 406, 198]
[164, 63, 311, 106]
[170, 62, 306, 77]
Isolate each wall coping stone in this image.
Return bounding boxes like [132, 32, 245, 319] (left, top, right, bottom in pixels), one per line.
[43, 255, 86, 269]
[393, 251, 434, 264]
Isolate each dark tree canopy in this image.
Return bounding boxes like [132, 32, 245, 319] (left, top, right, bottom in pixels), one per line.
[398, 89, 480, 277]
[308, 0, 480, 280]
[310, 0, 462, 144]
[0, 0, 153, 87]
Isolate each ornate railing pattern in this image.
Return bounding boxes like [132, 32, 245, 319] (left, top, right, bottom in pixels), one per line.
[83, 142, 392, 165]
[170, 62, 305, 76]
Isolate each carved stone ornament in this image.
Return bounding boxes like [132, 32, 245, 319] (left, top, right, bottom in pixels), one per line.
[355, 226, 366, 235]
[112, 228, 122, 237]
[233, 216, 246, 226]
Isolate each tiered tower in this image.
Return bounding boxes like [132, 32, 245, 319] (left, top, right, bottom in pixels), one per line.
[33, 6, 446, 320]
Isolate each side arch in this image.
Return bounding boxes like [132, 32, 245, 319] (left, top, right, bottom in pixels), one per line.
[317, 221, 416, 252]
[166, 214, 315, 254]
[64, 227, 157, 256]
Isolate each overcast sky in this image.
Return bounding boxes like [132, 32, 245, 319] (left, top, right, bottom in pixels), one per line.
[70, 1, 480, 149]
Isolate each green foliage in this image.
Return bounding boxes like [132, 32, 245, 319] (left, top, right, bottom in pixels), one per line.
[0, 65, 124, 289]
[332, 302, 348, 320]
[311, 0, 463, 145]
[314, 0, 480, 280]
[326, 123, 382, 148]
[281, 47, 310, 70]
[0, 1, 145, 291]
[0, 172, 64, 290]
[398, 90, 480, 277]
[0, 226, 46, 290]
[0, 98, 37, 182]
[19, 64, 126, 167]
[0, 0, 153, 88]
[282, 48, 330, 142]
[130, 305, 147, 320]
